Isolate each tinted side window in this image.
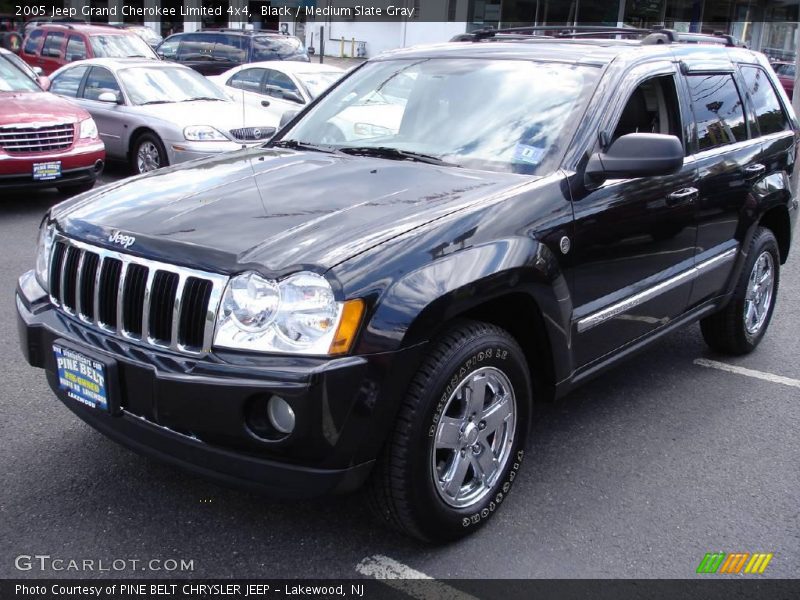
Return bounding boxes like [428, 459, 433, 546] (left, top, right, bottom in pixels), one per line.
[23, 29, 43, 55]
[740, 66, 789, 136]
[177, 33, 216, 61]
[50, 64, 89, 97]
[66, 36, 87, 62]
[229, 68, 264, 93]
[687, 74, 747, 151]
[42, 32, 65, 58]
[212, 35, 246, 62]
[157, 38, 179, 59]
[82, 66, 121, 101]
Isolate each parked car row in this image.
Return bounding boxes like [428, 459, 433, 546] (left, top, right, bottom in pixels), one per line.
[0, 21, 337, 192]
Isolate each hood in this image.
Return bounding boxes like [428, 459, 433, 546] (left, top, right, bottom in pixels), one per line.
[136, 100, 275, 132]
[53, 147, 527, 275]
[0, 91, 89, 126]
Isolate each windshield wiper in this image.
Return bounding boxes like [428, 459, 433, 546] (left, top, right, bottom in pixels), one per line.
[180, 97, 226, 102]
[338, 146, 458, 167]
[271, 139, 341, 154]
[139, 99, 172, 105]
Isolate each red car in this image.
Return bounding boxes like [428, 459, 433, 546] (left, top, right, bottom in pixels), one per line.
[20, 23, 157, 75]
[772, 61, 795, 100]
[0, 49, 104, 194]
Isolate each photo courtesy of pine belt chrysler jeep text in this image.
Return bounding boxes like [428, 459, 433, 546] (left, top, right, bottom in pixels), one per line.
[16, 27, 798, 542]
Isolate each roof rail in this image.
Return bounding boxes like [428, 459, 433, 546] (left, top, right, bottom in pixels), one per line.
[199, 27, 282, 34]
[452, 25, 746, 48]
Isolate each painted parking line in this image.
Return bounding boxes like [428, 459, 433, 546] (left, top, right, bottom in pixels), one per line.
[355, 554, 479, 600]
[694, 358, 800, 389]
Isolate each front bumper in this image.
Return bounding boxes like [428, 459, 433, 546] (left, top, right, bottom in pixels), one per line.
[16, 271, 421, 497]
[166, 139, 262, 165]
[0, 141, 105, 189]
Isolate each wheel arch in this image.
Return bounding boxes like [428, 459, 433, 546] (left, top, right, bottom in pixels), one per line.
[127, 126, 161, 158]
[363, 237, 574, 398]
[759, 204, 792, 264]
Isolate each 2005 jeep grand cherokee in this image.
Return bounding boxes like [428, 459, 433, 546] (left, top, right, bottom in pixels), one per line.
[17, 27, 797, 542]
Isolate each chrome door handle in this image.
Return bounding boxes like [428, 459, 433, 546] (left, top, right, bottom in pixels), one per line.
[744, 163, 766, 179]
[666, 187, 699, 206]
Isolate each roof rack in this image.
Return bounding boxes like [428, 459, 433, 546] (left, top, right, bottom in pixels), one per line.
[199, 27, 281, 35]
[452, 25, 745, 48]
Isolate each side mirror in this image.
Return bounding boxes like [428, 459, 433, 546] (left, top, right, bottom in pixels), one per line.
[32, 66, 44, 75]
[37, 75, 51, 91]
[279, 110, 299, 128]
[97, 91, 120, 104]
[586, 133, 684, 181]
[282, 91, 304, 104]
[307, 47, 315, 56]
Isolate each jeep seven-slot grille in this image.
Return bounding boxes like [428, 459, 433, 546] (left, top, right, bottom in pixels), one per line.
[48, 236, 227, 355]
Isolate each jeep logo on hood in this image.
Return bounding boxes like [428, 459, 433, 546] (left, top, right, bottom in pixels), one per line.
[108, 231, 136, 249]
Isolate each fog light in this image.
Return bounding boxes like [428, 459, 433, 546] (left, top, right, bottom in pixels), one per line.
[267, 396, 295, 434]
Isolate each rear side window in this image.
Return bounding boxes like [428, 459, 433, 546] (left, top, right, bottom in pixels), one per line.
[50, 64, 89, 97]
[212, 35, 246, 62]
[251, 36, 303, 61]
[23, 29, 43, 55]
[687, 74, 747, 151]
[740, 66, 790, 136]
[66, 36, 87, 62]
[42, 32, 65, 59]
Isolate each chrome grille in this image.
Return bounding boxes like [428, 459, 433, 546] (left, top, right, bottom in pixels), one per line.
[0, 123, 75, 153]
[49, 235, 228, 355]
[228, 126, 273, 142]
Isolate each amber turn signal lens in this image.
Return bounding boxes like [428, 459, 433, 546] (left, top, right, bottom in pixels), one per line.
[329, 299, 365, 355]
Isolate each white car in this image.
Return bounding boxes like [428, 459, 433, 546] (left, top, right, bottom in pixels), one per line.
[48, 58, 277, 174]
[208, 62, 344, 127]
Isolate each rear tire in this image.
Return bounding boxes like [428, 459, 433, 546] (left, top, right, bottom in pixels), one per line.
[700, 227, 780, 355]
[369, 320, 531, 542]
[130, 132, 168, 175]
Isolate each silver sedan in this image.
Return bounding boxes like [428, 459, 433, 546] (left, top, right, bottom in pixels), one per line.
[48, 58, 276, 174]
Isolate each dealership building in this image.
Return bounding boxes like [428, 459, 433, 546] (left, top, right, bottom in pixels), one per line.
[17, 1, 800, 61]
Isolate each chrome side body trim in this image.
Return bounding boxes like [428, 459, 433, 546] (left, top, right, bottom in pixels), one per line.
[576, 248, 737, 333]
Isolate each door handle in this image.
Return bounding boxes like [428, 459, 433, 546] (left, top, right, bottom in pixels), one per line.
[666, 187, 698, 206]
[744, 163, 766, 179]
[261, 100, 270, 107]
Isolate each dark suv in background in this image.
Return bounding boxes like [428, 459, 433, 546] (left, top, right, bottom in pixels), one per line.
[156, 29, 309, 76]
[17, 27, 797, 543]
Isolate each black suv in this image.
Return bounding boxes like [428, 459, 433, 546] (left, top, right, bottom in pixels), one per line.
[17, 27, 797, 542]
[156, 29, 309, 75]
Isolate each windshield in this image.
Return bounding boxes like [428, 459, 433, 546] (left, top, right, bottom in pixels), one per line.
[283, 58, 598, 174]
[119, 66, 229, 105]
[296, 71, 342, 99]
[89, 34, 157, 59]
[0, 55, 40, 92]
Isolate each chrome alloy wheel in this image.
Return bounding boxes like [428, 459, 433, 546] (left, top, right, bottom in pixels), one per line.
[431, 366, 517, 508]
[136, 141, 162, 173]
[744, 251, 775, 335]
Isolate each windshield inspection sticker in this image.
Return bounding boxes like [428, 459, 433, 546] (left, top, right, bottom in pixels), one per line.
[513, 144, 546, 166]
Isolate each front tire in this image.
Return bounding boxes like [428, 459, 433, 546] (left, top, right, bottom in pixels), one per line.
[130, 132, 168, 175]
[369, 320, 531, 542]
[700, 227, 780, 355]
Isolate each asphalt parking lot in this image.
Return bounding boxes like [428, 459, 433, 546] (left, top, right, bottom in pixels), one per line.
[1, 164, 798, 581]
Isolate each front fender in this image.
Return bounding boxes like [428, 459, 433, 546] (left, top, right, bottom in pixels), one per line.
[362, 236, 574, 383]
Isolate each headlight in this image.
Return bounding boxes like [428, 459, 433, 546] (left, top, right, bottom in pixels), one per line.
[184, 125, 227, 141]
[79, 118, 98, 139]
[214, 271, 364, 355]
[35, 221, 55, 292]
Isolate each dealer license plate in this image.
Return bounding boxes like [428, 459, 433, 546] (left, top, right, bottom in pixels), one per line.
[53, 345, 108, 411]
[33, 161, 62, 181]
